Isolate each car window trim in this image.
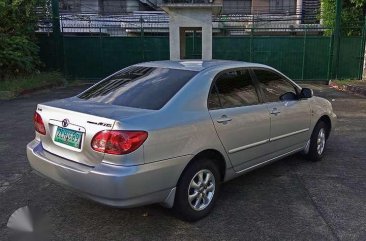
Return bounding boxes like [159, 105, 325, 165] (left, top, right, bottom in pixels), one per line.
[248, 68, 266, 104]
[207, 67, 262, 110]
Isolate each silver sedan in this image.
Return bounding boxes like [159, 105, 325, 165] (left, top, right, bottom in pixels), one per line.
[27, 60, 336, 221]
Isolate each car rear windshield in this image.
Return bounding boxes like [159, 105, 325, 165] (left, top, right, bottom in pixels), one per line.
[78, 66, 198, 110]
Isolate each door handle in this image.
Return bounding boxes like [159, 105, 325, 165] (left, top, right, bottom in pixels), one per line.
[270, 108, 281, 115]
[216, 115, 232, 123]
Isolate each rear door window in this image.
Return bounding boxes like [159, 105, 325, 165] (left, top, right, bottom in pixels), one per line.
[78, 66, 197, 110]
[208, 69, 259, 109]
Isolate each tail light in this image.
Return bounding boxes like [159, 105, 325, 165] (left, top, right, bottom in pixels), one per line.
[34, 112, 46, 135]
[91, 130, 148, 155]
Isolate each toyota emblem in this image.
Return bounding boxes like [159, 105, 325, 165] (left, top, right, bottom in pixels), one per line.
[62, 119, 70, 127]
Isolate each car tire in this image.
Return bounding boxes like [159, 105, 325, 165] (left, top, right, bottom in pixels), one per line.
[306, 121, 328, 162]
[173, 158, 221, 222]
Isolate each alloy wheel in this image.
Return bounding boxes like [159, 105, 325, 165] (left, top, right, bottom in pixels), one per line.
[317, 128, 326, 155]
[187, 169, 216, 211]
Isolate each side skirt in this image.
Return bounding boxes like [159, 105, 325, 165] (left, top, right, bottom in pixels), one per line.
[226, 145, 307, 180]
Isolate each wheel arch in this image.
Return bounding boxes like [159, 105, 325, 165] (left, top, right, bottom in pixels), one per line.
[180, 149, 227, 183]
[317, 115, 332, 139]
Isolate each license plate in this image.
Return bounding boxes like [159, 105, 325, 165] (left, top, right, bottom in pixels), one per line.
[54, 127, 82, 149]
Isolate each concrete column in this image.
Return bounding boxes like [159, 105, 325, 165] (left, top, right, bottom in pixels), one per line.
[202, 25, 212, 60]
[162, 3, 221, 61]
[296, 0, 303, 25]
[169, 21, 181, 60]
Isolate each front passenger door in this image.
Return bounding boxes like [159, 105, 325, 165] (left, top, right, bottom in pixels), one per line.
[252, 69, 311, 155]
[208, 68, 270, 172]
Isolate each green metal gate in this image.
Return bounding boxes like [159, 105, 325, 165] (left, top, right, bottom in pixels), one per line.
[37, 30, 365, 81]
[62, 36, 169, 79]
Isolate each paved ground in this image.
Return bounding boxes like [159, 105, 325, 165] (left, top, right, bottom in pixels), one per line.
[1, 84, 366, 241]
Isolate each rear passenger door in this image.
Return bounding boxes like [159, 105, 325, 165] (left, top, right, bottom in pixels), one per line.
[252, 68, 311, 155]
[208, 68, 271, 171]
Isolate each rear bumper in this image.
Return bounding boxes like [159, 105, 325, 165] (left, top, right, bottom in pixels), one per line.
[27, 140, 192, 208]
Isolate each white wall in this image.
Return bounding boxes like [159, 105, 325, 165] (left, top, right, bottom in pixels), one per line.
[168, 7, 213, 60]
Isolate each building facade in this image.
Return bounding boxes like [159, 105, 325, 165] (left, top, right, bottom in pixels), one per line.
[60, 0, 320, 21]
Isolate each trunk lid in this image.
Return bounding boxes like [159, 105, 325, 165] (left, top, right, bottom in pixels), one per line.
[37, 97, 152, 166]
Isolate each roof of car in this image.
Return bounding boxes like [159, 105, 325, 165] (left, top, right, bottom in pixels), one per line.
[135, 60, 268, 72]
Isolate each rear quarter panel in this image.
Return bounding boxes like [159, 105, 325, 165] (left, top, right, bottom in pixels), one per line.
[113, 68, 233, 169]
[115, 110, 227, 164]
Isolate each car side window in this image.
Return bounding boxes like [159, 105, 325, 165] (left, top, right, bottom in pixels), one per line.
[253, 69, 298, 102]
[208, 85, 221, 109]
[208, 69, 259, 109]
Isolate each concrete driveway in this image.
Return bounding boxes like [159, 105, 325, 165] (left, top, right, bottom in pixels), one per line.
[0, 84, 365, 240]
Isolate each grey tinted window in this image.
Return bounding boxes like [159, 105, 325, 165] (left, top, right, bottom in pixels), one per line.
[211, 69, 259, 109]
[254, 69, 297, 102]
[78, 66, 197, 110]
[208, 85, 221, 109]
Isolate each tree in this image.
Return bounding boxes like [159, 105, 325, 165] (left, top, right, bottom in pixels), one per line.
[0, 0, 46, 80]
[321, 0, 365, 35]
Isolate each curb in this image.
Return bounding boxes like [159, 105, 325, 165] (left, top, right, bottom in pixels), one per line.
[19, 83, 60, 96]
[0, 83, 61, 100]
[329, 81, 366, 97]
[0, 82, 91, 100]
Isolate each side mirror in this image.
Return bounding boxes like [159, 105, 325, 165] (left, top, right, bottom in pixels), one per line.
[300, 88, 313, 99]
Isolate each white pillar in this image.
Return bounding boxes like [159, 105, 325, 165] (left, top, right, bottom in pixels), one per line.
[202, 25, 212, 60]
[169, 19, 181, 60]
[296, 0, 303, 25]
[162, 3, 221, 61]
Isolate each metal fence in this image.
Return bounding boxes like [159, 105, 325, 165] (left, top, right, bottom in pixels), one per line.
[35, 8, 366, 81]
[37, 10, 323, 36]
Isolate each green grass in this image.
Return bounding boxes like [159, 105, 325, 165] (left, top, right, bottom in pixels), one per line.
[0, 72, 66, 93]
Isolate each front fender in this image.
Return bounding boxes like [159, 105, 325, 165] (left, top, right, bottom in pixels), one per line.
[309, 96, 337, 136]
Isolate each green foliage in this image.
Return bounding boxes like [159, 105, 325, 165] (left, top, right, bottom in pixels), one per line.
[350, 0, 366, 7]
[0, 0, 46, 80]
[0, 35, 41, 78]
[321, 0, 365, 36]
[321, 0, 336, 32]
